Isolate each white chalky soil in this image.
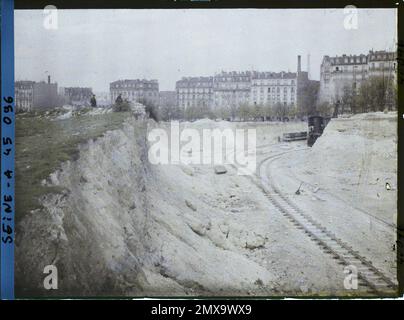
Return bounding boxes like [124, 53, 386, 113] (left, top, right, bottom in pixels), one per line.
[16, 112, 397, 297]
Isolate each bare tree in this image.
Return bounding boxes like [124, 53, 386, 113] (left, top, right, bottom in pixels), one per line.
[355, 76, 396, 113]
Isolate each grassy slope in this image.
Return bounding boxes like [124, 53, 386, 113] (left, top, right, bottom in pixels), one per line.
[15, 111, 131, 220]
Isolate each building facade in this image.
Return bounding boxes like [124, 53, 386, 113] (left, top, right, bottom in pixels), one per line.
[250, 71, 298, 107]
[64, 87, 93, 106]
[33, 81, 59, 110]
[318, 50, 397, 106]
[175, 56, 311, 112]
[213, 71, 251, 110]
[15, 81, 35, 112]
[110, 79, 159, 106]
[176, 76, 214, 109]
[368, 50, 397, 79]
[15, 77, 59, 112]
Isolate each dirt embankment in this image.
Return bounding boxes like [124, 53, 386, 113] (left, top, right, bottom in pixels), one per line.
[16, 119, 151, 296]
[270, 112, 397, 283]
[300, 112, 397, 224]
[17, 115, 393, 297]
[16, 119, 283, 297]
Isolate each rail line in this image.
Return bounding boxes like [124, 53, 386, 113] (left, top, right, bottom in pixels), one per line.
[286, 169, 397, 231]
[250, 148, 398, 295]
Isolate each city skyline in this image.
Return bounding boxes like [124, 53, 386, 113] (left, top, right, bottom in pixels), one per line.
[15, 9, 397, 92]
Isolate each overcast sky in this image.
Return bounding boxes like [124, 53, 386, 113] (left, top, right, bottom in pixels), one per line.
[15, 9, 397, 92]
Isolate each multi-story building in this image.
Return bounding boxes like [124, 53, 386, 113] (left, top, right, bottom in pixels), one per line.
[64, 87, 93, 106]
[176, 76, 214, 109]
[33, 80, 59, 110]
[110, 79, 159, 106]
[15, 76, 59, 112]
[15, 81, 35, 112]
[251, 56, 312, 111]
[213, 71, 251, 109]
[175, 56, 311, 112]
[250, 71, 298, 107]
[318, 50, 397, 106]
[368, 50, 397, 79]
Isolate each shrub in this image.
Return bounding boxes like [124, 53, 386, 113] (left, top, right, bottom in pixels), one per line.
[113, 101, 131, 112]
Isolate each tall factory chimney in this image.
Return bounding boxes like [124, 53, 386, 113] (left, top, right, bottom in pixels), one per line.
[297, 55, 301, 74]
[48, 75, 51, 84]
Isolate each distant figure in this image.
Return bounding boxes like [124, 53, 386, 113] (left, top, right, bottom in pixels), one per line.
[115, 94, 123, 105]
[90, 94, 97, 107]
[333, 100, 340, 118]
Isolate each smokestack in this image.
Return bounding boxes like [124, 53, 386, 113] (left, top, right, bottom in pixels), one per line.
[48, 75, 51, 84]
[297, 55, 301, 74]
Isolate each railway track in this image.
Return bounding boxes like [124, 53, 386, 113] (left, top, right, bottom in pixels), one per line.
[252, 148, 398, 295]
[286, 169, 397, 231]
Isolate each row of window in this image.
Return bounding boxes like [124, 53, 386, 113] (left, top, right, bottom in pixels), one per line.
[179, 82, 296, 92]
[254, 93, 295, 100]
[16, 92, 33, 98]
[213, 84, 251, 90]
[369, 54, 395, 61]
[252, 79, 295, 86]
[177, 82, 213, 87]
[253, 87, 295, 94]
[177, 78, 295, 88]
[177, 95, 212, 98]
[113, 83, 157, 89]
[111, 91, 158, 97]
[215, 76, 250, 82]
[16, 100, 33, 106]
[178, 95, 213, 101]
[181, 101, 209, 107]
[333, 62, 396, 72]
[253, 95, 295, 104]
[331, 57, 367, 64]
[252, 101, 294, 107]
[177, 89, 213, 93]
[178, 86, 298, 95]
[215, 91, 249, 96]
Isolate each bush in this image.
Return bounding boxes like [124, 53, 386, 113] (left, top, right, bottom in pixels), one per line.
[145, 104, 159, 122]
[137, 98, 159, 122]
[113, 101, 131, 112]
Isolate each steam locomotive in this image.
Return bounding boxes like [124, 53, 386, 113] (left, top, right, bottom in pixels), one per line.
[307, 116, 331, 147]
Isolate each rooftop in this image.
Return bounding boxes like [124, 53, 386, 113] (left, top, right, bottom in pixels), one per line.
[323, 50, 396, 65]
[110, 79, 158, 85]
